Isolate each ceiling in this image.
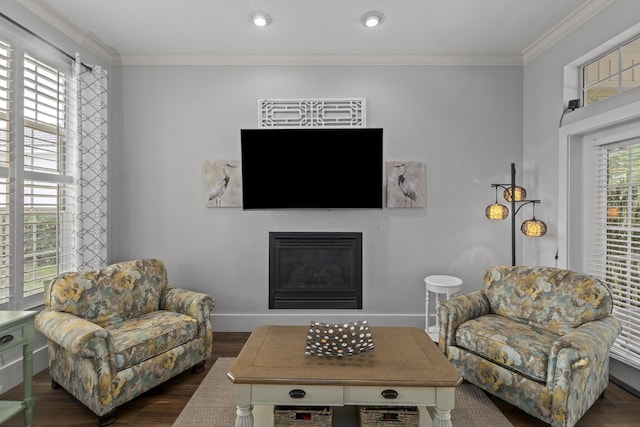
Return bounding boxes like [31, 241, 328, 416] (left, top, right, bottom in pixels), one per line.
[19, 0, 610, 64]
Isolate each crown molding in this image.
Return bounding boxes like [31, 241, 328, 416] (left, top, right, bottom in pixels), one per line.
[522, 0, 616, 64]
[114, 53, 523, 67]
[17, 0, 115, 64]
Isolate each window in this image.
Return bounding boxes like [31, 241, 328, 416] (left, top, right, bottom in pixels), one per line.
[22, 54, 75, 302]
[583, 35, 640, 105]
[591, 138, 640, 368]
[0, 35, 76, 309]
[0, 40, 10, 304]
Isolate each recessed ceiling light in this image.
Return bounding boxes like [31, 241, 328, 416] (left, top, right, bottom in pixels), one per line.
[251, 12, 271, 27]
[361, 11, 384, 28]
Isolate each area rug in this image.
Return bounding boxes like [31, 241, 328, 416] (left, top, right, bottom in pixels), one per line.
[173, 357, 513, 427]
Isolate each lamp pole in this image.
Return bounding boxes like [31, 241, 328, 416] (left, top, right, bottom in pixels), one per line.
[511, 163, 516, 266]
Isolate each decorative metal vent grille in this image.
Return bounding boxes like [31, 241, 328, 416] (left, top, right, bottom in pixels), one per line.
[259, 98, 366, 128]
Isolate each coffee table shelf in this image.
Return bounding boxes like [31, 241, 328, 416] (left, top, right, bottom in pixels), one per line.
[252, 405, 436, 427]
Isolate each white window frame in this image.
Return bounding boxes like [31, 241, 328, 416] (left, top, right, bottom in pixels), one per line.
[559, 100, 640, 370]
[0, 26, 77, 310]
[558, 101, 640, 269]
[589, 136, 640, 367]
[582, 34, 640, 106]
[0, 37, 11, 306]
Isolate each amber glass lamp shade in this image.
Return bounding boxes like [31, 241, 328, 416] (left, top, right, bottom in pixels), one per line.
[503, 186, 527, 202]
[485, 203, 509, 220]
[607, 207, 621, 218]
[521, 217, 547, 237]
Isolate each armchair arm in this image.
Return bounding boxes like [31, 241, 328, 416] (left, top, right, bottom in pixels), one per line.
[547, 316, 621, 424]
[35, 310, 117, 404]
[160, 286, 215, 337]
[35, 310, 115, 359]
[548, 316, 621, 384]
[437, 290, 491, 354]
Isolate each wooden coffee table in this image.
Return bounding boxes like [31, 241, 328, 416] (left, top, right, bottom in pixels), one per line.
[227, 325, 461, 427]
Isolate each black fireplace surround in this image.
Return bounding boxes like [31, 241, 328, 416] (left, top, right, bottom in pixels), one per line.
[269, 232, 362, 309]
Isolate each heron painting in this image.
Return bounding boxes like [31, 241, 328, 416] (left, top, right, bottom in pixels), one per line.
[386, 161, 425, 208]
[204, 160, 241, 208]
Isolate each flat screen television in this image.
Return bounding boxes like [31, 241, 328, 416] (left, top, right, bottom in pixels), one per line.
[241, 128, 383, 210]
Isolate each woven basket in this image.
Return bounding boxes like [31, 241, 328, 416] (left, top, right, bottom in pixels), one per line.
[273, 406, 332, 427]
[357, 406, 420, 427]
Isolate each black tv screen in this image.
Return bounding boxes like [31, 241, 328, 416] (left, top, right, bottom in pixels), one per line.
[241, 128, 383, 210]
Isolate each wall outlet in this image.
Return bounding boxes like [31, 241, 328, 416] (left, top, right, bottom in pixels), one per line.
[380, 219, 389, 232]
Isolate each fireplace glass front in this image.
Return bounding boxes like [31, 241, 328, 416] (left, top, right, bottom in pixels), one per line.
[269, 232, 362, 309]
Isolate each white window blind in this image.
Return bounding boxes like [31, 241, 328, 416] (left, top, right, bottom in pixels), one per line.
[592, 138, 640, 368]
[22, 54, 75, 301]
[0, 40, 10, 304]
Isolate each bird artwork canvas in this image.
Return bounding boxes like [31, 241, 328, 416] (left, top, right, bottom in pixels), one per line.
[204, 160, 242, 208]
[386, 161, 425, 208]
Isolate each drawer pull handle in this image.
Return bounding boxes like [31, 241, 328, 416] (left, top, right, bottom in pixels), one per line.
[381, 389, 398, 399]
[289, 389, 306, 399]
[0, 334, 14, 345]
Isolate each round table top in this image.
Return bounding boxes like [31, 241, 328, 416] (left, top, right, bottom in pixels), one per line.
[424, 275, 463, 292]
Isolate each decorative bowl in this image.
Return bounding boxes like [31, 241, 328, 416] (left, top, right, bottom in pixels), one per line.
[305, 320, 374, 357]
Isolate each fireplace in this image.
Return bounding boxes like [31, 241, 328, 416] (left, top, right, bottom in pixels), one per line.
[269, 232, 362, 309]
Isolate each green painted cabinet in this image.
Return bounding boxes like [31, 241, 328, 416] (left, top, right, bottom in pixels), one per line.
[0, 311, 36, 427]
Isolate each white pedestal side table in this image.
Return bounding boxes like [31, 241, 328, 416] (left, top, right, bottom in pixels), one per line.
[424, 275, 462, 341]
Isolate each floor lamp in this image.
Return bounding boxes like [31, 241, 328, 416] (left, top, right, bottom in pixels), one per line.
[485, 163, 547, 266]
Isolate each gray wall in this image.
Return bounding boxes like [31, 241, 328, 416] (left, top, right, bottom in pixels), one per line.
[110, 64, 523, 330]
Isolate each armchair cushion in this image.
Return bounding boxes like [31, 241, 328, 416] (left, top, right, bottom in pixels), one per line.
[455, 314, 559, 382]
[106, 310, 198, 371]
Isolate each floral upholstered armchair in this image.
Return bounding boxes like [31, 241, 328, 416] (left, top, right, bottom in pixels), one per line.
[438, 265, 621, 427]
[35, 259, 215, 426]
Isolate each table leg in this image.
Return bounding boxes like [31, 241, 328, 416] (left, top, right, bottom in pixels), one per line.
[233, 384, 253, 427]
[434, 292, 441, 336]
[235, 405, 254, 427]
[433, 387, 455, 427]
[432, 408, 452, 427]
[425, 287, 430, 331]
[23, 341, 34, 427]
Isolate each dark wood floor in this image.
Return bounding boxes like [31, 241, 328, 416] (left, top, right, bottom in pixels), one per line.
[1, 332, 638, 426]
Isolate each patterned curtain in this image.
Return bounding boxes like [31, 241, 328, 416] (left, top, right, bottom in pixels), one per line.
[73, 56, 108, 270]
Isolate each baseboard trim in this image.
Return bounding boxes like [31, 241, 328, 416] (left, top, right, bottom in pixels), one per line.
[211, 313, 425, 332]
[610, 374, 640, 398]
